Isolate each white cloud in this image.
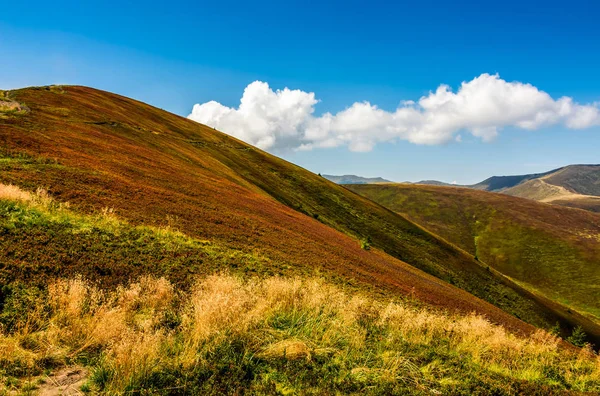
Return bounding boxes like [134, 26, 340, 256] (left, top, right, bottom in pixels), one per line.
[188, 74, 600, 152]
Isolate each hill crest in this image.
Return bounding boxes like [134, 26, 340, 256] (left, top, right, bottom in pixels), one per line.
[2, 85, 600, 345]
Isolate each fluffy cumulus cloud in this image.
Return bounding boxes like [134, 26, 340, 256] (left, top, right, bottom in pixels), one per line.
[188, 74, 600, 152]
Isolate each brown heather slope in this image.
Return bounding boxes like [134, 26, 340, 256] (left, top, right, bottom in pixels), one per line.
[347, 183, 600, 331]
[1, 85, 599, 344]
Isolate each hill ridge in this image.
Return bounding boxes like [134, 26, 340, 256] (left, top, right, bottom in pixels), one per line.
[2, 85, 599, 345]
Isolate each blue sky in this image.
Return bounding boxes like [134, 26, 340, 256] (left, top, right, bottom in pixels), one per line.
[1, 0, 599, 183]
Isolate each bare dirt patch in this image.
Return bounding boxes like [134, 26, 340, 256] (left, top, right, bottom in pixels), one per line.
[38, 367, 88, 396]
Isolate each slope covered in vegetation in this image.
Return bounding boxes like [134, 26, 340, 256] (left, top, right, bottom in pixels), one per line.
[538, 165, 600, 197]
[2, 86, 600, 394]
[1, 85, 596, 341]
[418, 165, 600, 212]
[551, 196, 600, 213]
[465, 165, 600, 212]
[347, 184, 600, 327]
[0, 191, 597, 394]
[502, 166, 600, 212]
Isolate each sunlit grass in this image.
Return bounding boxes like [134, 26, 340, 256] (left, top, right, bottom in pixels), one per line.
[2, 184, 600, 394]
[2, 274, 600, 394]
[348, 183, 600, 330]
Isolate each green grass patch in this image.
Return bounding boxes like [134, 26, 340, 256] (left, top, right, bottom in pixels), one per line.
[348, 184, 600, 326]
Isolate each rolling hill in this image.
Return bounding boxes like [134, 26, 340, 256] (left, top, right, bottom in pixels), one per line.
[346, 183, 600, 325]
[2, 85, 597, 340]
[2, 85, 600, 393]
[501, 165, 600, 212]
[2, 85, 599, 335]
[415, 165, 600, 212]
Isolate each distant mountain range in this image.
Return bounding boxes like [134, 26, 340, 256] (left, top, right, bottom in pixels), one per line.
[416, 165, 600, 212]
[326, 166, 600, 212]
[414, 180, 457, 187]
[322, 174, 391, 184]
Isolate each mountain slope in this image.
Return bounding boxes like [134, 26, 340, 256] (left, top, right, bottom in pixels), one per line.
[540, 165, 600, 196]
[1, 85, 599, 344]
[322, 174, 391, 184]
[470, 169, 558, 191]
[503, 178, 575, 201]
[502, 165, 600, 212]
[418, 165, 600, 212]
[2, 201, 597, 395]
[346, 183, 600, 325]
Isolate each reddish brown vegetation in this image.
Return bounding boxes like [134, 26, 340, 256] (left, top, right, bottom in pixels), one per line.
[0, 85, 590, 342]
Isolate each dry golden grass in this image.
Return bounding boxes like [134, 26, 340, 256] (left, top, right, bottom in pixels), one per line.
[2, 274, 600, 394]
[1, 184, 600, 394]
[0, 183, 68, 217]
[0, 183, 32, 202]
[0, 101, 22, 112]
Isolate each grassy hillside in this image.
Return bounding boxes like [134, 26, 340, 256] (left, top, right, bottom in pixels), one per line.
[0, 86, 564, 336]
[502, 178, 600, 211]
[5, 85, 600, 342]
[4, 274, 600, 395]
[0, 85, 577, 334]
[500, 165, 600, 212]
[502, 179, 570, 201]
[460, 165, 600, 212]
[0, 187, 598, 394]
[405, 165, 600, 214]
[2, 86, 600, 393]
[347, 184, 600, 325]
[551, 196, 600, 213]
